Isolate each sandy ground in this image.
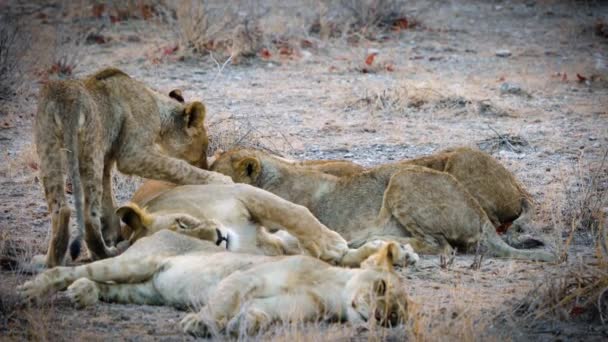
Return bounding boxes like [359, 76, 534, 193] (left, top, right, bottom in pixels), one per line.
[1, 0, 607, 340]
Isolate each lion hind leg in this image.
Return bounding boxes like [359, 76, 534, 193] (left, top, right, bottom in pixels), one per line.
[238, 185, 348, 263]
[37, 132, 71, 268]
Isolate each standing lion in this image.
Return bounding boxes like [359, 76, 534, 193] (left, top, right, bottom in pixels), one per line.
[35, 68, 231, 267]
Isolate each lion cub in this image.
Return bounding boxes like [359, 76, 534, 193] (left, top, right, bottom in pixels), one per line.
[35, 68, 231, 267]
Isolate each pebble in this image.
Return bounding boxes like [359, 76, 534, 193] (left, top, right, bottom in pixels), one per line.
[495, 49, 512, 57]
[500, 82, 529, 97]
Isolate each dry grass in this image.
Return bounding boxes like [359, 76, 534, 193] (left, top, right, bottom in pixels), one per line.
[207, 114, 294, 156]
[0, 15, 29, 102]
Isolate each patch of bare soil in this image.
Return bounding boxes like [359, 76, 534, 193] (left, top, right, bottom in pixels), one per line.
[1, 0, 607, 340]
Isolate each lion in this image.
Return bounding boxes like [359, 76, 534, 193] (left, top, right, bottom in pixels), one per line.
[34, 68, 233, 267]
[210, 148, 556, 261]
[116, 183, 419, 268]
[18, 228, 410, 336]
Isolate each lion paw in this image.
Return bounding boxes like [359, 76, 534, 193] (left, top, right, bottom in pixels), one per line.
[227, 308, 271, 336]
[67, 278, 99, 308]
[180, 312, 212, 338]
[397, 243, 419, 267]
[17, 275, 51, 302]
[316, 230, 349, 264]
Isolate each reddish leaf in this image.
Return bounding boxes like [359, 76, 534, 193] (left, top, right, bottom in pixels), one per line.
[92, 4, 105, 18]
[497, 76, 506, 82]
[140, 4, 155, 20]
[163, 45, 179, 56]
[259, 48, 271, 59]
[393, 18, 409, 31]
[279, 46, 292, 56]
[561, 73, 568, 82]
[570, 306, 585, 316]
[576, 73, 587, 82]
[28, 161, 39, 171]
[365, 53, 377, 66]
[328, 66, 338, 72]
[300, 39, 313, 48]
[385, 64, 395, 72]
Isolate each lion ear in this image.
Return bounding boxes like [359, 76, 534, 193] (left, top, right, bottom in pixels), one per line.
[169, 89, 185, 103]
[362, 242, 398, 272]
[373, 279, 387, 296]
[116, 203, 153, 243]
[235, 157, 261, 182]
[184, 102, 206, 129]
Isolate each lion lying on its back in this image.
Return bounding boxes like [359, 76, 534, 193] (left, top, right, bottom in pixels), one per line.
[19, 230, 410, 337]
[210, 147, 555, 261]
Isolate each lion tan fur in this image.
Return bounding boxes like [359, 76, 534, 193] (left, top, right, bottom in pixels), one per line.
[119, 183, 419, 268]
[19, 229, 410, 336]
[34, 67, 232, 267]
[210, 147, 555, 261]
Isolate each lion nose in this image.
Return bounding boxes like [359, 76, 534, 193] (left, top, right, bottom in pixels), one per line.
[215, 228, 229, 249]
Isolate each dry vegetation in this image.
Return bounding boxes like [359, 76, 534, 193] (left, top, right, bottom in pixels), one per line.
[1, 0, 607, 340]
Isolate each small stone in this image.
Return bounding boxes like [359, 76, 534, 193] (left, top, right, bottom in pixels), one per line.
[589, 136, 597, 141]
[500, 82, 524, 95]
[344, 153, 354, 158]
[495, 49, 512, 57]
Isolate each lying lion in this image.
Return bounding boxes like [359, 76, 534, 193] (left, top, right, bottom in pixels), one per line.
[210, 148, 555, 261]
[117, 183, 418, 267]
[19, 229, 410, 337]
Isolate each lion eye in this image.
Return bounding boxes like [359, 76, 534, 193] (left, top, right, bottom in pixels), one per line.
[176, 219, 188, 229]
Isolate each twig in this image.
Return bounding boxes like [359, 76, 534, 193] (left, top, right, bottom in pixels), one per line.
[487, 124, 519, 153]
[209, 52, 232, 83]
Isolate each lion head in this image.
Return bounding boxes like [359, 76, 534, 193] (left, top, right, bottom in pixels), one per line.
[116, 202, 233, 249]
[158, 90, 209, 169]
[345, 242, 410, 327]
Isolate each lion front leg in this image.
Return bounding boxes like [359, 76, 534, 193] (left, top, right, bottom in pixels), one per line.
[117, 148, 232, 185]
[238, 185, 349, 263]
[340, 240, 419, 267]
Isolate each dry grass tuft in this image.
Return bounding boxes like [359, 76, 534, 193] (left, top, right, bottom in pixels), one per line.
[0, 15, 29, 102]
[514, 260, 608, 324]
[207, 114, 293, 156]
[317, 0, 412, 39]
[175, 0, 264, 61]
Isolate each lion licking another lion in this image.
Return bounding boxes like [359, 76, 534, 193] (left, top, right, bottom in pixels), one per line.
[21, 67, 555, 337]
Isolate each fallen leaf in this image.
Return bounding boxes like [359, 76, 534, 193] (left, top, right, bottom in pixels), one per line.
[92, 4, 105, 18]
[385, 64, 395, 72]
[393, 18, 409, 31]
[576, 73, 587, 82]
[365, 53, 377, 66]
[300, 39, 313, 48]
[163, 45, 179, 56]
[497, 76, 506, 82]
[570, 306, 585, 316]
[561, 73, 568, 82]
[259, 48, 271, 59]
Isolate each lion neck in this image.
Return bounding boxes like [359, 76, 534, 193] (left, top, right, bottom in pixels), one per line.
[254, 156, 337, 208]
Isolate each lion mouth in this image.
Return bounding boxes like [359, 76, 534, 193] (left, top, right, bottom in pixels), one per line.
[215, 228, 229, 249]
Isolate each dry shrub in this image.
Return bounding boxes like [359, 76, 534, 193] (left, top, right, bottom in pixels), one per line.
[207, 115, 293, 156]
[175, 0, 264, 61]
[348, 82, 465, 116]
[316, 0, 411, 38]
[514, 260, 608, 324]
[565, 150, 608, 240]
[0, 15, 29, 102]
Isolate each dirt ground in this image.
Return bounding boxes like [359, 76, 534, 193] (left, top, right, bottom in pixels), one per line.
[1, 0, 607, 341]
